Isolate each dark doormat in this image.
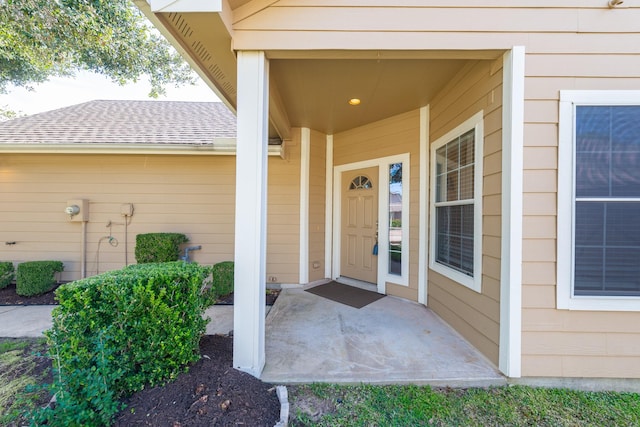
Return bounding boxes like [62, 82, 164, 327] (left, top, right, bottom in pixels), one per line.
[305, 281, 384, 308]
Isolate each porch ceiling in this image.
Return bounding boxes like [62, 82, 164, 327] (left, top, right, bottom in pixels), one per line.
[142, 7, 503, 138]
[270, 57, 468, 135]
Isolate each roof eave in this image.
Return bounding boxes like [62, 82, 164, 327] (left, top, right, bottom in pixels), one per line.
[133, 0, 237, 115]
[134, 0, 291, 140]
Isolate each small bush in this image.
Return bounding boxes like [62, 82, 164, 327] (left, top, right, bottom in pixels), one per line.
[0, 262, 14, 289]
[212, 261, 234, 296]
[37, 261, 213, 426]
[15, 261, 63, 296]
[135, 233, 189, 263]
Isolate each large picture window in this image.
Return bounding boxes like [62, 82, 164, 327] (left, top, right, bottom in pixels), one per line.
[558, 91, 640, 311]
[430, 111, 483, 292]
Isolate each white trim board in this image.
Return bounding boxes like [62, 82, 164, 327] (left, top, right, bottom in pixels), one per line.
[324, 135, 334, 279]
[418, 106, 430, 305]
[149, 0, 222, 12]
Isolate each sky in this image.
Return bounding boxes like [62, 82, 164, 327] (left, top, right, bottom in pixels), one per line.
[0, 70, 222, 117]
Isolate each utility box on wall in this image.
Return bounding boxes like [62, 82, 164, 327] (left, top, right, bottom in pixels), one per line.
[65, 199, 89, 222]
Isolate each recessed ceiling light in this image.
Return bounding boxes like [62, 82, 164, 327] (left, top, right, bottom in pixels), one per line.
[348, 98, 361, 106]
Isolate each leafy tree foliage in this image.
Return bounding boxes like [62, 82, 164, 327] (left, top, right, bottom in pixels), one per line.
[0, 0, 195, 96]
[0, 105, 21, 121]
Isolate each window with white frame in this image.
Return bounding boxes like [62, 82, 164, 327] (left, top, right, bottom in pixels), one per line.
[558, 91, 640, 311]
[380, 154, 410, 286]
[430, 111, 483, 292]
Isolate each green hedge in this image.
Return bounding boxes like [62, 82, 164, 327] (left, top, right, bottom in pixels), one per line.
[15, 261, 63, 296]
[0, 262, 14, 289]
[134, 233, 189, 263]
[38, 261, 214, 426]
[212, 261, 234, 296]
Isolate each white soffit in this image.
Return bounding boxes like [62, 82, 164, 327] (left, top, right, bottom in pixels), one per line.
[150, 0, 222, 13]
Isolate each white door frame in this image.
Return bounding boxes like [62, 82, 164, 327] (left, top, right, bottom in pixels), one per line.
[332, 153, 410, 294]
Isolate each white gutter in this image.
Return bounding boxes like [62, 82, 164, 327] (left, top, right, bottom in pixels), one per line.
[0, 141, 286, 158]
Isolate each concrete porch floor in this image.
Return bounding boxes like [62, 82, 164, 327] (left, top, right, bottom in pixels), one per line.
[261, 287, 506, 387]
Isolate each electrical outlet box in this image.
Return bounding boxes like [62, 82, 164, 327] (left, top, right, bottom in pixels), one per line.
[120, 203, 134, 217]
[66, 199, 89, 222]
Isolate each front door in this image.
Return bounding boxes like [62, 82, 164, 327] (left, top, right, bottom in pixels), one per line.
[341, 167, 378, 283]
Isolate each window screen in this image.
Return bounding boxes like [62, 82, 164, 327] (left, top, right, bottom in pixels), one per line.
[435, 129, 475, 276]
[574, 106, 640, 296]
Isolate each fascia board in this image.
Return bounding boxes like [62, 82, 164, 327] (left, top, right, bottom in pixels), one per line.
[150, 0, 222, 13]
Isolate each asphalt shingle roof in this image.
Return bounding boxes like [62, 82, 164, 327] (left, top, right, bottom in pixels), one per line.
[0, 100, 236, 145]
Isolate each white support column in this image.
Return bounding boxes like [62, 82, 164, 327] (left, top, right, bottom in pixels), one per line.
[499, 46, 525, 378]
[299, 128, 310, 284]
[233, 51, 269, 377]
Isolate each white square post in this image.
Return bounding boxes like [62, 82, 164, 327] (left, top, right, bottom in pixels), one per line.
[233, 51, 269, 377]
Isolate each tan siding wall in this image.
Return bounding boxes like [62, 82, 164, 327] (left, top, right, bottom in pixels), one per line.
[0, 154, 235, 280]
[521, 54, 640, 378]
[0, 153, 300, 284]
[268, 133, 301, 284]
[246, 0, 640, 380]
[428, 59, 503, 365]
[334, 110, 420, 301]
[232, 2, 640, 52]
[229, 0, 640, 378]
[308, 129, 327, 282]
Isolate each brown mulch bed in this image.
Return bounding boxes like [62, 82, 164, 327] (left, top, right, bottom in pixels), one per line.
[3, 336, 281, 426]
[0, 283, 59, 305]
[114, 335, 281, 427]
[1, 284, 283, 425]
[0, 284, 280, 307]
[215, 290, 280, 306]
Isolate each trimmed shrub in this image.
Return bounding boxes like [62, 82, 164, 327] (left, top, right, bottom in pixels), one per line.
[212, 261, 234, 296]
[135, 233, 189, 263]
[15, 261, 63, 296]
[38, 262, 214, 426]
[0, 262, 14, 289]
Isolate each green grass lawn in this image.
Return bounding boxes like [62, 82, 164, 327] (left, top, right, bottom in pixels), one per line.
[289, 383, 640, 426]
[3, 337, 639, 427]
[0, 338, 50, 425]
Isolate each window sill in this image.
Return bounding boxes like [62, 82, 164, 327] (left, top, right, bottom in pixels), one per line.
[558, 295, 640, 312]
[429, 261, 481, 293]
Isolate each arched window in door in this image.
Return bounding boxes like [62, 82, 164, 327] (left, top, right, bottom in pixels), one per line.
[349, 175, 373, 190]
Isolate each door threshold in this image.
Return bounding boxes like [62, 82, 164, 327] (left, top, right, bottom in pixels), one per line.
[335, 276, 378, 293]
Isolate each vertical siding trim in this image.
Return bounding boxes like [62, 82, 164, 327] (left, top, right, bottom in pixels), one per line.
[499, 46, 525, 378]
[557, 93, 574, 310]
[299, 127, 310, 284]
[418, 106, 430, 305]
[325, 134, 334, 279]
[81, 220, 88, 278]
